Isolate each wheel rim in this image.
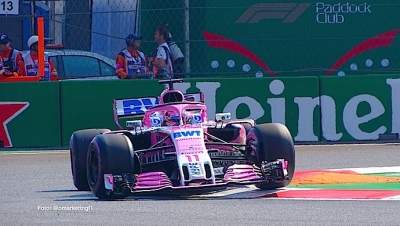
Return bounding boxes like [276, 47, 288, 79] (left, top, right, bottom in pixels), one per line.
[70, 150, 75, 176]
[88, 149, 99, 185]
[70, 139, 76, 176]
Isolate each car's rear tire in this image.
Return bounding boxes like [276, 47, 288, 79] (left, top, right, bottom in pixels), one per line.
[246, 123, 295, 190]
[70, 129, 110, 191]
[86, 134, 137, 199]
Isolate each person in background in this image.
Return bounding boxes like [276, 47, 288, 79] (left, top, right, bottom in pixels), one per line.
[147, 25, 173, 79]
[160, 23, 185, 78]
[116, 34, 150, 79]
[0, 33, 22, 77]
[17, 35, 59, 81]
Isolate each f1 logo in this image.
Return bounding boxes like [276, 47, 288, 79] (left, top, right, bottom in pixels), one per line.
[236, 3, 311, 24]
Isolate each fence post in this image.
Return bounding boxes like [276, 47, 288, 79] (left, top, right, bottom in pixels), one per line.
[37, 16, 45, 78]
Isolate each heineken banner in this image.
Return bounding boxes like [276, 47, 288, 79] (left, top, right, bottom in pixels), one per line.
[320, 75, 400, 141]
[1, 75, 400, 148]
[60, 80, 164, 147]
[172, 77, 321, 140]
[0, 82, 60, 148]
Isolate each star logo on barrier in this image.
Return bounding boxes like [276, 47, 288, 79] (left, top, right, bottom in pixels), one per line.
[0, 102, 29, 147]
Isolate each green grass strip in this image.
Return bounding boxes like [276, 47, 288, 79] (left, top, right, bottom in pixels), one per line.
[366, 173, 400, 178]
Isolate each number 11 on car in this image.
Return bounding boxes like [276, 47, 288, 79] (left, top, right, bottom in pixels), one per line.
[185, 155, 200, 162]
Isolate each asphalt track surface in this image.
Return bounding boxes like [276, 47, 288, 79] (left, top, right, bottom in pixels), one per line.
[1, 144, 400, 225]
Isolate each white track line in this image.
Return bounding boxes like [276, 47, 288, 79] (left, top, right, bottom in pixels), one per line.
[329, 166, 400, 174]
[204, 186, 259, 197]
[382, 195, 400, 200]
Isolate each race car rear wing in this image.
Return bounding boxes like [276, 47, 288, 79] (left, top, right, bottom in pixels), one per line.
[113, 92, 204, 129]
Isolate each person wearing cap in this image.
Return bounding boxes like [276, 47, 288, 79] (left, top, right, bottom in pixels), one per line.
[0, 33, 22, 78]
[147, 25, 173, 79]
[17, 35, 59, 81]
[116, 34, 150, 79]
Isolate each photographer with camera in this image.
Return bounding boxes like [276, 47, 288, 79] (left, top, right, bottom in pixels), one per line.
[162, 23, 185, 78]
[155, 23, 185, 78]
[147, 25, 173, 79]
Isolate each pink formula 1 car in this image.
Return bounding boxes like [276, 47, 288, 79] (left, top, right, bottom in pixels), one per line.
[69, 79, 295, 199]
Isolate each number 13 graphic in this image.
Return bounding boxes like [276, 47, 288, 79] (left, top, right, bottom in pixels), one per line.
[1, 1, 13, 11]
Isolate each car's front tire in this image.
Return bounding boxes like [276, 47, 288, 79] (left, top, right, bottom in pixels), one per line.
[70, 129, 110, 191]
[86, 134, 137, 199]
[246, 123, 295, 190]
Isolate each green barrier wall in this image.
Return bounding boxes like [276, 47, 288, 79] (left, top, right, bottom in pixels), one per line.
[2, 75, 400, 148]
[171, 77, 321, 142]
[0, 82, 60, 148]
[60, 80, 164, 146]
[60, 77, 320, 146]
[319, 74, 400, 141]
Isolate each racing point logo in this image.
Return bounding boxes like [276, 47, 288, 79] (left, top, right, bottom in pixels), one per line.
[236, 3, 311, 23]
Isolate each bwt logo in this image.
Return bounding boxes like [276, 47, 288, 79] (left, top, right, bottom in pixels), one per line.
[236, 3, 311, 24]
[122, 98, 159, 115]
[173, 130, 201, 139]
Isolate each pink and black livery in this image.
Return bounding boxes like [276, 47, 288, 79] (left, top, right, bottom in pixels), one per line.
[69, 79, 295, 199]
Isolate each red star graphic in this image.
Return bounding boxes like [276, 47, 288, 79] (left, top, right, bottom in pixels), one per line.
[0, 102, 29, 147]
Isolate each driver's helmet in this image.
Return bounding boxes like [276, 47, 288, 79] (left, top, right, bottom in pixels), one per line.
[164, 110, 180, 126]
[183, 113, 193, 125]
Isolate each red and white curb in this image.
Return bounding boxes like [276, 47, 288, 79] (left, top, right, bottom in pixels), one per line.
[199, 166, 400, 200]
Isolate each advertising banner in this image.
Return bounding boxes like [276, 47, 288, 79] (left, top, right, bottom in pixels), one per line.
[172, 77, 321, 141]
[0, 82, 60, 148]
[60, 77, 320, 146]
[140, 1, 400, 77]
[2, 75, 400, 148]
[59, 80, 164, 146]
[320, 74, 400, 141]
[202, 1, 400, 77]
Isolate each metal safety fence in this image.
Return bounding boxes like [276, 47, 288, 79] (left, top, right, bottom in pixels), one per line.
[1, 0, 400, 78]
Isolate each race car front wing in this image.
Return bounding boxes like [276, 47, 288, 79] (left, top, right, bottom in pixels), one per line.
[103, 159, 288, 197]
